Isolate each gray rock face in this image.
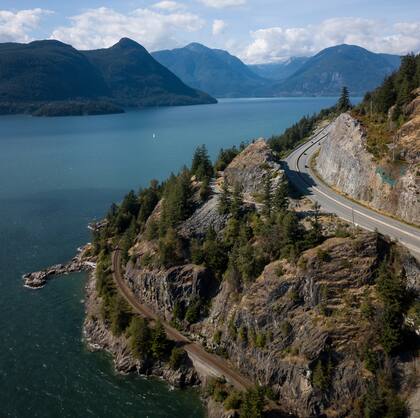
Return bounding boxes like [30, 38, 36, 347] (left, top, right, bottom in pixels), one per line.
[224, 139, 284, 196]
[316, 113, 419, 225]
[179, 192, 229, 239]
[196, 233, 382, 417]
[125, 263, 218, 322]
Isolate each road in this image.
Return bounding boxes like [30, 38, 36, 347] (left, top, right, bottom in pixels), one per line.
[284, 126, 420, 259]
[112, 249, 252, 391]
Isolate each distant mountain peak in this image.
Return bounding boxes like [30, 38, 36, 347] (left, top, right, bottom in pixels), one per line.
[113, 37, 143, 50]
[28, 39, 73, 49]
[152, 42, 268, 97]
[185, 42, 210, 52]
[271, 44, 401, 96]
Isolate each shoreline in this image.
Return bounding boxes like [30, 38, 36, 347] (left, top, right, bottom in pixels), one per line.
[22, 244, 95, 289]
[22, 245, 237, 418]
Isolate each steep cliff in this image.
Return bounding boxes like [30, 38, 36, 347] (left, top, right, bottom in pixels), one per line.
[316, 107, 419, 225]
[86, 138, 419, 417]
[84, 270, 199, 387]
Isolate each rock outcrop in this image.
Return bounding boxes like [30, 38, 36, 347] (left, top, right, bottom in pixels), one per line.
[23, 245, 95, 288]
[315, 108, 419, 225]
[199, 233, 380, 416]
[126, 219, 419, 417]
[224, 139, 284, 197]
[125, 262, 219, 323]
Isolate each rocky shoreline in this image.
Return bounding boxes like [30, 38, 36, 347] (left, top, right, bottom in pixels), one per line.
[22, 245, 95, 289]
[83, 270, 200, 388]
[22, 244, 219, 414]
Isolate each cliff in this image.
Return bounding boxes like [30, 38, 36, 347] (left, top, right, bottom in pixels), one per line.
[115, 140, 419, 417]
[84, 270, 199, 387]
[127, 227, 419, 416]
[28, 138, 419, 417]
[315, 106, 419, 225]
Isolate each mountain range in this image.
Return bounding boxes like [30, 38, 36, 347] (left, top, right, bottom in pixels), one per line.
[152, 43, 267, 98]
[267, 44, 402, 96]
[0, 38, 216, 116]
[153, 43, 401, 98]
[0, 38, 403, 116]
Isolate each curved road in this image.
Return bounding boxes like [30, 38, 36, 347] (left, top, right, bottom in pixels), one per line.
[112, 249, 252, 391]
[284, 126, 420, 259]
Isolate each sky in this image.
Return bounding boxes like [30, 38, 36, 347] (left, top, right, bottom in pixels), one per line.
[1, 0, 419, 63]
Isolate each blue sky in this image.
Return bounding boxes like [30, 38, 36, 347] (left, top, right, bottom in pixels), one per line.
[1, 0, 419, 63]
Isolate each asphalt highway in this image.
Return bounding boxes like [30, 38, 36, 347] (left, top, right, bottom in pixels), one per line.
[284, 126, 420, 259]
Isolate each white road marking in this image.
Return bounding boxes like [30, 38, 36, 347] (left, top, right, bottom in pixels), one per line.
[289, 132, 420, 249]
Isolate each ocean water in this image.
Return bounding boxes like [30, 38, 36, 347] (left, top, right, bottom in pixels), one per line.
[0, 97, 340, 417]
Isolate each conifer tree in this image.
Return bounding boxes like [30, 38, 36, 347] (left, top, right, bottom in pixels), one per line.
[337, 86, 351, 112]
[128, 317, 151, 358]
[191, 144, 213, 181]
[272, 182, 288, 213]
[151, 320, 168, 359]
[262, 176, 272, 217]
[218, 178, 231, 214]
[231, 182, 244, 219]
[376, 76, 396, 114]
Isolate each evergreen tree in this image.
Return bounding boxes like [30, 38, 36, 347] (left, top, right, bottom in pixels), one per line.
[159, 227, 184, 267]
[151, 320, 168, 359]
[262, 176, 272, 218]
[231, 183, 244, 219]
[239, 388, 265, 418]
[191, 145, 213, 181]
[120, 190, 140, 218]
[272, 182, 288, 213]
[202, 227, 228, 277]
[121, 217, 137, 263]
[161, 167, 193, 229]
[376, 263, 406, 354]
[110, 295, 132, 336]
[128, 316, 151, 358]
[307, 202, 323, 246]
[214, 146, 239, 172]
[218, 178, 231, 215]
[376, 76, 396, 114]
[137, 182, 160, 225]
[337, 86, 351, 112]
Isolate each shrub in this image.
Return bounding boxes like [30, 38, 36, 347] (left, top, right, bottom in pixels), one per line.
[316, 248, 331, 262]
[169, 347, 186, 370]
[185, 298, 203, 324]
[224, 391, 242, 410]
[255, 333, 266, 349]
[213, 330, 222, 345]
[311, 356, 333, 391]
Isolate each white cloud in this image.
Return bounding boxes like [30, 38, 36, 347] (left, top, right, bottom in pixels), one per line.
[50, 7, 205, 51]
[212, 19, 227, 35]
[199, 0, 246, 9]
[0, 8, 52, 43]
[152, 1, 185, 11]
[242, 17, 420, 64]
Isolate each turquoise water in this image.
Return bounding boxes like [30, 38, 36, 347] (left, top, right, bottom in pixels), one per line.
[0, 97, 339, 417]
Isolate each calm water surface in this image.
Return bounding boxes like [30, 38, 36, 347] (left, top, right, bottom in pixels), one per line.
[0, 97, 340, 417]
